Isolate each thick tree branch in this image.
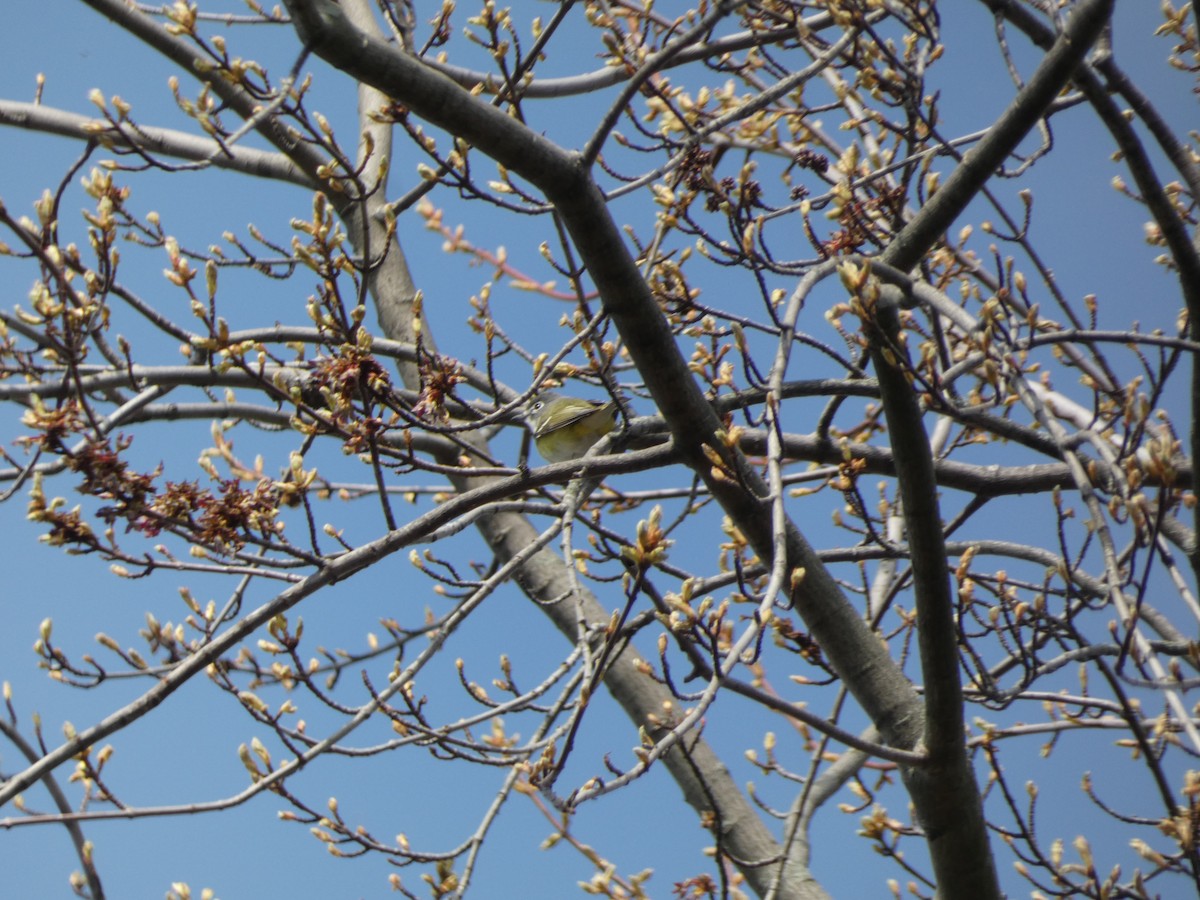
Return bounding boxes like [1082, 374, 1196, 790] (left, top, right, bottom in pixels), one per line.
[864, 1, 1114, 896]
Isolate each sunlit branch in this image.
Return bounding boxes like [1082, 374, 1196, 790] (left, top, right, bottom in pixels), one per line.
[0, 100, 315, 186]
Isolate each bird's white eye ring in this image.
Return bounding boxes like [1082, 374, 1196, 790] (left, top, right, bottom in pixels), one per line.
[531, 401, 544, 412]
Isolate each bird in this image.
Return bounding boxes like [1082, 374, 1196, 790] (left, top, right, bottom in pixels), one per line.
[523, 391, 619, 463]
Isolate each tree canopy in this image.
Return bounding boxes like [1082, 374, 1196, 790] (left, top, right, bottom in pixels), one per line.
[1, 1, 1199, 898]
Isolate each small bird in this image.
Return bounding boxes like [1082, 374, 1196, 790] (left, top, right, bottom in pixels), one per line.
[524, 391, 619, 463]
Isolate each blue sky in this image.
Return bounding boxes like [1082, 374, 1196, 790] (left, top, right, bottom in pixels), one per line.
[0, 2, 1196, 898]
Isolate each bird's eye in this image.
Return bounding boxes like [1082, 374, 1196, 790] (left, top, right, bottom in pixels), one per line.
[531, 401, 544, 412]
